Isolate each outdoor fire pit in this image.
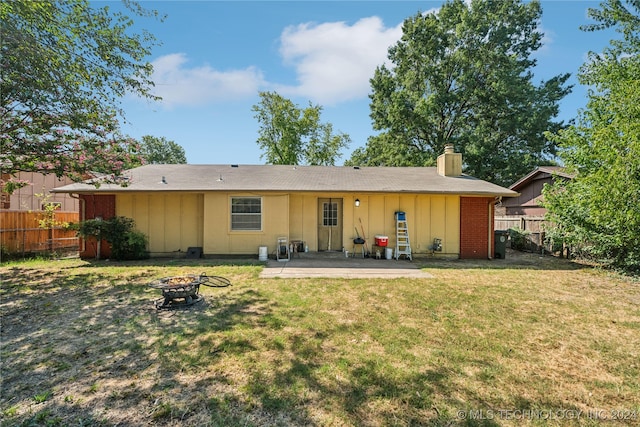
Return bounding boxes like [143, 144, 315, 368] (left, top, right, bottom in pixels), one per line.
[149, 273, 231, 309]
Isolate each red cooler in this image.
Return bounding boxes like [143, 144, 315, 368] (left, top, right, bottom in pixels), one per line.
[375, 235, 388, 247]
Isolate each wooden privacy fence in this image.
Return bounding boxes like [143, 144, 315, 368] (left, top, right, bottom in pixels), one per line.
[0, 211, 79, 256]
[494, 216, 547, 233]
[494, 216, 549, 253]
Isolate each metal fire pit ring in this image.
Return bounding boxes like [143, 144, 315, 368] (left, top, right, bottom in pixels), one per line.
[149, 274, 204, 309]
[149, 273, 231, 310]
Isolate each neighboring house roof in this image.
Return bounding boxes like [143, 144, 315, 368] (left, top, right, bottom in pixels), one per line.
[52, 164, 519, 197]
[508, 166, 573, 191]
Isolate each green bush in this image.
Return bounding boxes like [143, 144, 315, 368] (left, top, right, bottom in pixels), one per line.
[509, 228, 530, 251]
[112, 229, 148, 261]
[76, 216, 148, 260]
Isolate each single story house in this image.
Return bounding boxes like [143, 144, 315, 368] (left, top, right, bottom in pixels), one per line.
[53, 146, 518, 260]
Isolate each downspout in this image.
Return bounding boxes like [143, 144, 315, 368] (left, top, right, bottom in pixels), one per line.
[488, 197, 499, 259]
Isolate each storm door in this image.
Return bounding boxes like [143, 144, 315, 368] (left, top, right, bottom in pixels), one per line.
[317, 198, 343, 251]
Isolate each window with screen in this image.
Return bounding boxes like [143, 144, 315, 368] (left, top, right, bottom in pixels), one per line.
[231, 197, 262, 230]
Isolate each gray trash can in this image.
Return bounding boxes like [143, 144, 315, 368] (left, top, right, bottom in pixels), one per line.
[494, 230, 509, 259]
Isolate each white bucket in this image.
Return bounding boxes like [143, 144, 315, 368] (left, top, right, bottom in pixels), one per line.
[258, 246, 268, 261]
[385, 248, 393, 260]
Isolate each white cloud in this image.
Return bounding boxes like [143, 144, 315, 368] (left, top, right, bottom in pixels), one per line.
[144, 17, 403, 108]
[275, 17, 403, 105]
[536, 22, 554, 55]
[149, 53, 265, 108]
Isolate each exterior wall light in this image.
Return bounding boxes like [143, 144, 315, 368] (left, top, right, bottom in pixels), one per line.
[355, 198, 360, 207]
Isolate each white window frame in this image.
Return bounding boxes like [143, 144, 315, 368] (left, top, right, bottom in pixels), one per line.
[230, 196, 262, 231]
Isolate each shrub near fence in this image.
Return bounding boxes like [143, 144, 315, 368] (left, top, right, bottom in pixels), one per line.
[494, 216, 549, 254]
[0, 211, 79, 256]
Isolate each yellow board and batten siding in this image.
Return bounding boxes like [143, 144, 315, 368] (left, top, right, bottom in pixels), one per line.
[288, 194, 317, 251]
[347, 194, 459, 255]
[203, 193, 289, 255]
[116, 193, 204, 254]
[117, 191, 460, 256]
[290, 192, 459, 255]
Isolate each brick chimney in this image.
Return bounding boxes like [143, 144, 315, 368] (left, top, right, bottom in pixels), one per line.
[437, 144, 462, 177]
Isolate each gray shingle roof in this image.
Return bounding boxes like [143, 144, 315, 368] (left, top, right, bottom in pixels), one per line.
[52, 164, 519, 197]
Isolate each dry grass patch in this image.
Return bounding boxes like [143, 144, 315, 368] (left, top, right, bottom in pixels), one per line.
[1, 254, 639, 426]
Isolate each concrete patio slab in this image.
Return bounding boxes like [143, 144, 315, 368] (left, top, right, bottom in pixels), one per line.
[259, 252, 434, 279]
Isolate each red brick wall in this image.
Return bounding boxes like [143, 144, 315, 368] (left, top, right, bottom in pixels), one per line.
[460, 197, 494, 259]
[79, 195, 116, 259]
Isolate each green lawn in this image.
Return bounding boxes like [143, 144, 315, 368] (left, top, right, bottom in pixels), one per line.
[1, 255, 639, 426]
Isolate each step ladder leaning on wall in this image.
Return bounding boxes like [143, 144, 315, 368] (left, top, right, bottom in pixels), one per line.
[395, 211, 412, 260]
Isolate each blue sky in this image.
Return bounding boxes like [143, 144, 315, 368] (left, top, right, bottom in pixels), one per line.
[115, 1, 618, 165]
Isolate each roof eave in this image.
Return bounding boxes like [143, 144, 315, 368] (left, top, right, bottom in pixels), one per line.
[52, 187, 520, 198]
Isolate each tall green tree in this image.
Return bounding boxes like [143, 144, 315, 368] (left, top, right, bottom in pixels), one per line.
[139, 135, 187, 164]
[348, 0, 571, 186]
[543, 0, 640, 272]
[0, 0, 162, 192]
[252, 91, 351, 165]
